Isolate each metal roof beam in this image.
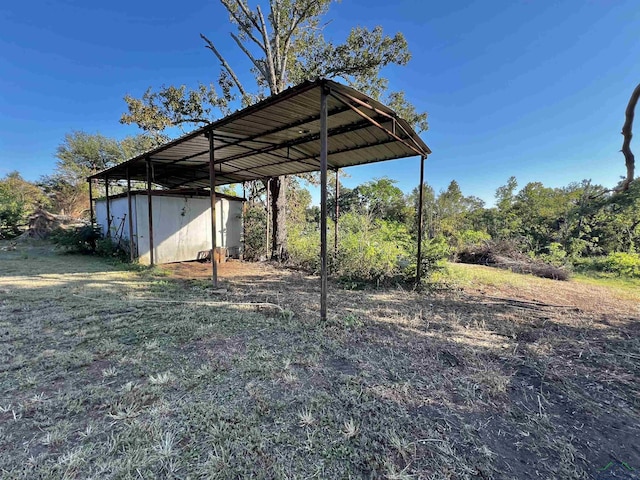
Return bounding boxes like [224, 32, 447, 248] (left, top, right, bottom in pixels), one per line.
[329, 91, 426, 157]
[217, 116, 384, 165]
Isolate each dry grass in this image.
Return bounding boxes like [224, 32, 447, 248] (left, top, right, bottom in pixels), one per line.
[1, 241, 639, 479]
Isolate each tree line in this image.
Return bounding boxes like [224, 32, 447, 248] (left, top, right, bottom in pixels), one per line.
[0, 132, 159, 237]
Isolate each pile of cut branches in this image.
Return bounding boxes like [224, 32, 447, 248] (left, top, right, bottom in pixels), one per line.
[458, 240, 569, 280]
[17, 208, 81, 240]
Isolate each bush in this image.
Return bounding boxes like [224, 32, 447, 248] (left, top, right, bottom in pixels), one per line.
[420, 236, 451, 273]
[455, 229, 491, 251]
[575, 252, 640, 278]
[286, 212, 447, 286]
[243, 203, 267, 261]
[51, 225, 130, 262]
[604, 252, 640, 277]
[287, 222, 322, 273]
[50, 225, 102, 254]
[539, 242, 568, 267]
[336, 214, 411, 284]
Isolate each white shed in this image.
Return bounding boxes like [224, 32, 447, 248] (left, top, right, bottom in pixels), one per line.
[95, 190, 244, 265]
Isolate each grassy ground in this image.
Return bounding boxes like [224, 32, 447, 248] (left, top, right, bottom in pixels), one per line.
[1, 242, 639, 479]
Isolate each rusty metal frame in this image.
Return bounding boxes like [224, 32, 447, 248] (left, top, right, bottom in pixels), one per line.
[329, 90, 426, 158]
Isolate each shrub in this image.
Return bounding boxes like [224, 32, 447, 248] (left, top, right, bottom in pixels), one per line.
[604, 252, 640, 277]
[333, 213, 415, 284]
[420, 236, 451, 273]
[286, 212, 446, 286]
[51, 225, 130, 262]
[539, 242, 568, 267]
[455, 229, 491, 251]
[243, 203, 267, 261]
[50, 225, 102, 254]
[287, 222, 322, 273]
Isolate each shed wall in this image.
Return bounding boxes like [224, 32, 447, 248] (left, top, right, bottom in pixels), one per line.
[96, 194, 242, 265]
[94, 195, 137, 254]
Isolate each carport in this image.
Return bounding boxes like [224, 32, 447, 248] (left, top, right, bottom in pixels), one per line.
[89, 78, 431, 321]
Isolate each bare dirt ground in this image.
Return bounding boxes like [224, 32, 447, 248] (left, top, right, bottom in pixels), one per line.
[1, 243, 639, 479]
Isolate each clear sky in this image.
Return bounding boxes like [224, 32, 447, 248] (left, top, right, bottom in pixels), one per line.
[1, 0, 639, 205]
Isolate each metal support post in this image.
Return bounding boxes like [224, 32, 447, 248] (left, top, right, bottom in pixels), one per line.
[88, 179, 94, 227]
[105, 175, 111, 238]
[416, 155, 425, 284]
[320, 84, 329, 321]
[126, 167, 135, 262]
[208, 131, 218, 288]
[146, 158, 154, 266]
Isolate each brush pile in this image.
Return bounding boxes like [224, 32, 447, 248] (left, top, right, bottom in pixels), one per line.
[458, 240, 569, 280]
[17, 208, 82, 240]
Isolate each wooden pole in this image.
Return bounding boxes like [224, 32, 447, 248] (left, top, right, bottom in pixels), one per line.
[146, 158, 154, 266]
[126, 167, 135, 262]
[105, 175, 111, 238]
[416, 155, 425, 285]
[209, 131, 218, 288]
[88, 179, 94, 227]
[320, 83, 329, 321]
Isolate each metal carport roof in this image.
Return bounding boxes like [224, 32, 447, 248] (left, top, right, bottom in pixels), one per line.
[89, 78, 431, 321]
[89, 78, 430, 187]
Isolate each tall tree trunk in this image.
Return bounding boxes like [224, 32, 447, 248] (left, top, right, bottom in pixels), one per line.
[270, 175, 288, 260]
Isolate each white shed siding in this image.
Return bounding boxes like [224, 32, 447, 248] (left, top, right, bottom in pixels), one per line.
[96, 193, 242, 265]
[94, 195, 137, 249]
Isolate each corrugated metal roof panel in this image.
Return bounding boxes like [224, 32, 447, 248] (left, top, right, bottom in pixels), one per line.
[90, 79, 430, 187]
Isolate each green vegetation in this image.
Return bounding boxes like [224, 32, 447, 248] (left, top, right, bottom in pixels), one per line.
[0, 172, 49, 238]
[280, 174, 640, 285]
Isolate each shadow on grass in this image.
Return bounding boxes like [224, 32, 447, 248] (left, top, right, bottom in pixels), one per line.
[1, 244, 639, 479]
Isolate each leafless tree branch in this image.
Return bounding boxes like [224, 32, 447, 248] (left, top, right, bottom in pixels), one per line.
[230, 32, 268, 80]
[200, 33, 249, 99]
[619, 82, 639, 191]
[256, 5, 278, 92]
[230, 0, 266, 49]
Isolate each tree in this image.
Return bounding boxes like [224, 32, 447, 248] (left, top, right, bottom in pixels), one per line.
[352, 178, 409, 223]
[41, 131, 162, 217]
[121, 0, 427, 260]
[0, 172, 48, 237]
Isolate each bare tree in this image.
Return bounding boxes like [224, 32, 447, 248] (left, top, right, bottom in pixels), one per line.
[620, 82, 640, 191]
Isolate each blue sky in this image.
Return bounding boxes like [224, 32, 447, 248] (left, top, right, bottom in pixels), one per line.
[1, 0, 639, 205]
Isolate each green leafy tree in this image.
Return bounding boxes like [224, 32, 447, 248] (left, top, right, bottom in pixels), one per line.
[41, 131, 162, 217]
[0, 172, 49, 237]
[409, 182, 437, 238]
[120, 0, 427, 260]
[351, 177, 409, 223]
